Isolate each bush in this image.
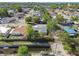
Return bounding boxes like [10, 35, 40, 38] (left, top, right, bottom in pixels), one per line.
[63, 44, 71, 52]
[17, 45, 28, 56]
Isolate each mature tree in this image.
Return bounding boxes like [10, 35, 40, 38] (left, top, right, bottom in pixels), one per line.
[56, 30, 78, 53]
[40, 7, 51, 23]
[33, 5, 40, 11]
[0, 8, 8, 17]
[42, 12, 51, 23]
[32, 16, 39, 23]
[63, 43, 72, 52]
[26, 24, 41, 40]
[56, 30, 70, 42]
[55, 14, 65, 24]
[17, 46, 28, 56]
[27, 24, 34, 40]
[59, 4, 67, 9]
[25, 16, 32, 23]
[47, 20, 57, 34]
[42, 14, 47, 23]
[9, 4, 22, 12]
[31, 31, 40, 40]
[71, 16, 79, 21]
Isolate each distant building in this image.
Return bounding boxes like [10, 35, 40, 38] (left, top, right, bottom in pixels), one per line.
[50, 12, 56, 18]
[22, 8, 30, 13]
[14, 12, 24, 18]
[32, 11, 42, 17]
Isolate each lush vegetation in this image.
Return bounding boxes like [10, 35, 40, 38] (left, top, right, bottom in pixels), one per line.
[71, 16, 79, 21]
[25, 16, 39, 24]
[42, 8, 51, 23]
[26, 24, 34, 40]
[9, 4, 22, 12]
[0, 8, 9, 17]
[55, 14, 65, 24]
[47, 20, 58, 34]
[25, 16, 32, 23]
[17, 45, 28, 56]
[50, 4, 58, 9]
[56, 30, 79, 55]
[26, 24, 45, 41]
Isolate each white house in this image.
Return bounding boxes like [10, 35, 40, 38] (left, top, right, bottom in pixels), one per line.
[32, 24, 47, 33]
[0, 27, 11, 36]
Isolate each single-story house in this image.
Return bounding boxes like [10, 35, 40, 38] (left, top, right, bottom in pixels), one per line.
[61, 21, 74, 26]
[14, 12, 24, 18]
[32, 24, 47, 34]
[0, 17, 16, 24]
[0, 26, 11, 36]
[63, 27, 77, 36]
[32, 11, 42, 17]
[22, 8, 30, 13]
[10, 25, 26, 39]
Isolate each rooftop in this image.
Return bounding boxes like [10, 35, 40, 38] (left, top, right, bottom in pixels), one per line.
[11, 25, 26, 38]
[0, 26, 11, 34]
[63, 27, 77, 36]
[33, 24, 47, 33]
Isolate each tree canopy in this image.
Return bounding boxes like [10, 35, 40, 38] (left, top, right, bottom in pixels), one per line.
[25, 16, 32, 23]
[50, 4, 58, 9]
[32, 16, 39, 23]
[47, 20, 57, 34]
[17, 46, 28, 56]
[9, 4, 22, 12]
[0, 8, 8, 17]
[26, 24, 34, 39]
[55, 14, 65, 24]
[71, 16, 79, 21]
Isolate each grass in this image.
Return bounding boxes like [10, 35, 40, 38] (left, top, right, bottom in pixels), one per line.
[0, 41, 32, 45]
[12, 41, 32, 44]
[0, 42, 10, 45]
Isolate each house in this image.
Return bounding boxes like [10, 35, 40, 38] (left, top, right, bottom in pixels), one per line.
[10, 25, 26, 39]
[22, 8, 30, 13]
[14, 12, 24, 18]
[50, 12, 56, 18]
[63, 27, 77, 36]
[32, 24, 47, 34]
[0, 17, 17, 24]
[0, 26, 11, 36]
[61, 20, 74, 26]
[7, 9, 15, 17]
[32, 11, 42, 17]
